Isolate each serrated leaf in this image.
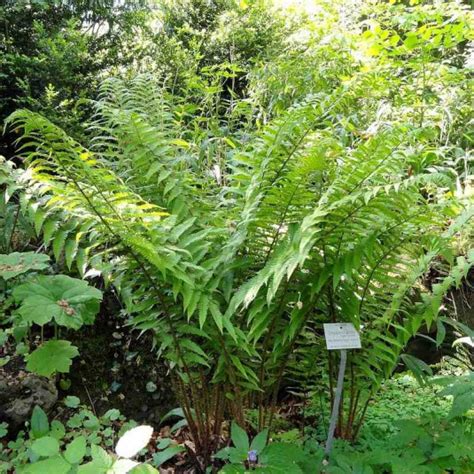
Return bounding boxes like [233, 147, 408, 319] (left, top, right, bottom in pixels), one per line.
[34, 209, 46, 236]
[64, 238, 78, 270]
[91, 444, 113, 468]
[26, 340, 79, 377]
[13, 275, 102, 329]
[53, 229, 67, 260]
[42, 219, 57, 244]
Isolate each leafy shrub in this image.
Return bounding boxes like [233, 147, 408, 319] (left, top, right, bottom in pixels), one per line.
[0, 250, 102, 378]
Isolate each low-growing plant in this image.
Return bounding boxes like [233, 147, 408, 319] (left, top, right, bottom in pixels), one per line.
[0, 251, 103, 378]
[0, 403, 158, 473]
[215, 421, 323, 474]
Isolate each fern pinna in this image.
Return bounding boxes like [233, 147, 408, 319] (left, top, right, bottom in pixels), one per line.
[6, 73, 472, 460]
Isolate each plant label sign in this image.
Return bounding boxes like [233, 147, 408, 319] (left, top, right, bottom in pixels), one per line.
[323, 323, 361, 350]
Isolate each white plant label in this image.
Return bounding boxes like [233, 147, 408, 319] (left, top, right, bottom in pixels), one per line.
[323, 323, 361, 350]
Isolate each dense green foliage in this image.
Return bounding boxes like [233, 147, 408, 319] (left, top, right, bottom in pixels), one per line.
[1, 404, 157, 473]
[0, 0, 473, 472]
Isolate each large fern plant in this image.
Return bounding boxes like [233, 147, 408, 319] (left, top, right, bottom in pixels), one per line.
[6, 64, 472, 462]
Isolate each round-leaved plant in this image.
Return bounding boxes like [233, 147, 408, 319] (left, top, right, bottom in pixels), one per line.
[13, 275, 102, 330]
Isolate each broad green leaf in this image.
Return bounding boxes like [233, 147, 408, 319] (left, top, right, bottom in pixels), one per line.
[31, 436, 59, 457]
[13, 275, 102, 329]
[26, 340, 79, 377]
[77, 461, 108, 474]
[259, 442, 306, 472]
[230, 422, 249, 452]
[170, 419, 188, 433]
[64, 436, 86, 464]
[0, 252, 49, 280]
[18, 455, 71, 474]
[448, 391, 474, 419]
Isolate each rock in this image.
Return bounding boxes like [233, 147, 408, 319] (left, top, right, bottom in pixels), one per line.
[0, 372, 58, 430]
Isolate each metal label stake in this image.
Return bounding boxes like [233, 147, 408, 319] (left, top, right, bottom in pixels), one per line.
[323, 323, 361, 456]
[325, 349, 347, 455]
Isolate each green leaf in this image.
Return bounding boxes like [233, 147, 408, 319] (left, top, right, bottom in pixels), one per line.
[64, 436, 86, 464]
[31, 436, 60, 457]
[83, 414, 100, 430]
[18, 455, 71, 474]
[77, 462, 108, 474]
[103, 408, 121, 421]
[130, 465, 160, 474]
[13, 275, 102, 329]
[250, 429, 268, 454]
[170, 419, 188, 433]
[400, 354, 432, 385]
[64, 238, 78, 270]
[26, 340, 79, 377]
[64, 396, 81, 408]
[156, 438, 172, 450]
[52, 229, 67, 261]
[260, 442, 306, 471]
[90, 444, 113, 468]
[42, 219, 57, 244]
[0, 422, 8, 438]
[219, 465, 246, 474]
[0, 252, 49, 280]
[448, 391, 474, 419]
[160, 407, 186, 424]
[30, 406, 49, 439]
[231, 422, 249, 452]
[50, 420, 66, 440]
[403, 33, 419, 50]
[152, 445, 185, 467]
[436, 319, 446, 347]
[34, 209, 46, 236]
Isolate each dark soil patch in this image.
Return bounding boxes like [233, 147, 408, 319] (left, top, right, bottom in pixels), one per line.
[65, 291, 176, 424]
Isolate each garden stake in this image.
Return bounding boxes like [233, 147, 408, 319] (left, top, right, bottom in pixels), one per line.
[325, 349, 347, 456]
